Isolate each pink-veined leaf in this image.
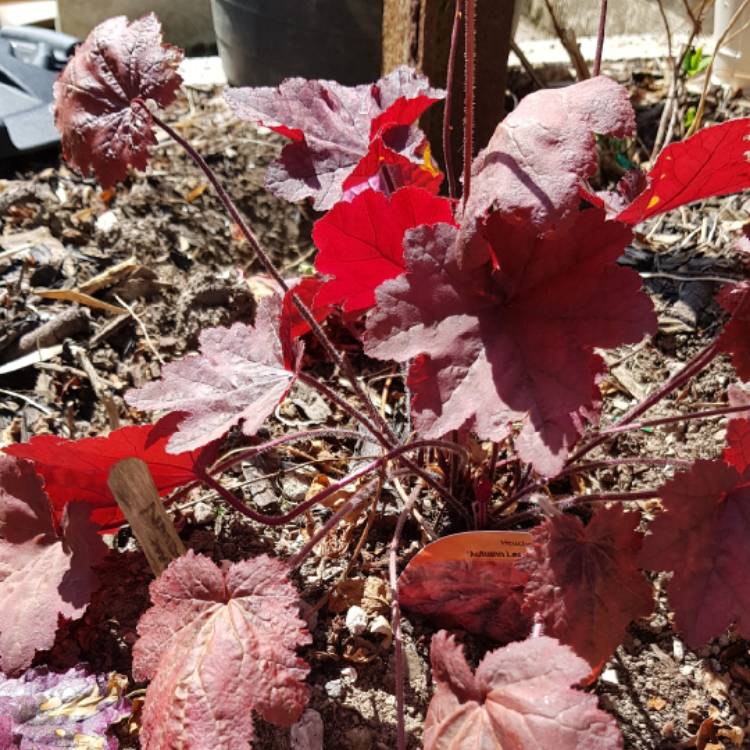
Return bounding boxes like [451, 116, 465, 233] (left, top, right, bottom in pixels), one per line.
[132, 550, 310, 749]
[458, 76, 635, 267]
[0, 455, 105, 675]
[717, 280, 750, 380]
[518, 507, 653, 667]
[126, 296, 301, 453]
[224, 67, 444, 210]
[616, 119, 750, 225]
[423, 631, 622, 750]
[3, 416, 213, 529]
[53, 13, 183, 188]
[313, 187, 455, 315]
[0, 665, 130, 749]
[639, 455, 750, 647]
[365, 210, 656, 474]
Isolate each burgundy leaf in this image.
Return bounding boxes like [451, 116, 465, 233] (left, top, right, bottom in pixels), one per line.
[126, 296, 301, 453]
[616, 119, 750, 225]
[458, 76, 635, 267]
[725, 418, 750, 473]
[53, 13, 183, 187]
[0, 455, 105, 674]
[365, 211, 656, 474]
[518, 507, 653, 666]
[639, 457, 750, 646]
[3, 417, 212, 529]
[224, 67, 443, 209]
[424, 631, 622, 749]
[0, 665, 130, 749]
[313, 187, 455, 315]
[717, 281, 750, 380]
[133, 550, 310, 749]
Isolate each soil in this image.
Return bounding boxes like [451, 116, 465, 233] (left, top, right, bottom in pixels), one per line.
[2, 61, 750, 750]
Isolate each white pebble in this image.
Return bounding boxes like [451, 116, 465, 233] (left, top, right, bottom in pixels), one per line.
[345, 605, 368, 636]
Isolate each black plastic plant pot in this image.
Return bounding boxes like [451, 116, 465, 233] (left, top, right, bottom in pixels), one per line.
[210, 0, 383, 86]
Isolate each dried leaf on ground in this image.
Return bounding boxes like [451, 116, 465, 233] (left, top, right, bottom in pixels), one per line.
[133, 551, 311, 749]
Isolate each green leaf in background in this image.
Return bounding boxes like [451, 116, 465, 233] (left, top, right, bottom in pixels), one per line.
[682, 46, 711, 78]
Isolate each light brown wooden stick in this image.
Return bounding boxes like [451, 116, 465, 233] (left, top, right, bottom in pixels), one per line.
[108, 458, 186, 576]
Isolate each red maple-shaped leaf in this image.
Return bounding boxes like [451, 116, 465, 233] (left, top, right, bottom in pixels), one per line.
[224, 66, 443, 209]
[725, 418, 750, 473]
[365, 210, 656, 474]
[0, 455, 105, 674]
[127, 296, 301, 453]
[424, 631, 622, 749]
[53, 13, 183, 188]
[639, 457, 750, 646]
[133, 550, 311, 749]
[458, 76, 635, 267]
[3, 417, 211, 529]
[518, 507, 653, 666]
[616, 119, 750, 225]
[313, 187, 455, 315]
[716, 281, 750, 380]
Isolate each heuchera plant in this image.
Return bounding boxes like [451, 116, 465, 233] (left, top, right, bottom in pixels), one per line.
[2, 8, 750, 749]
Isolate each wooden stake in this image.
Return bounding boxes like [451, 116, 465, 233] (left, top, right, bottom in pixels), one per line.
[108, 458, 186, 576]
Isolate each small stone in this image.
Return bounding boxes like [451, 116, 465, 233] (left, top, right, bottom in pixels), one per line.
[95, 210, 118, 233]
[341, 666, 357, 683]
[369, 614, 392, 638]
[600, 668, 619, 685]
[290, 709, 324, 750]
[324, 679, 343, 699]
[192, 501, 216, 525]
[345, 605, 368, 636]
[680, 664, 693, 676]
[673, 638, 685, 662]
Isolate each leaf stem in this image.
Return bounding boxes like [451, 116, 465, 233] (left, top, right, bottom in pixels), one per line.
[568, 339, 720, 463]
[443, 0, 462, 200]
[462, 0, 476, 207]
[151, 112, 400, 449]
[592, 0, 608, 76]
[389, 482, 421, 750]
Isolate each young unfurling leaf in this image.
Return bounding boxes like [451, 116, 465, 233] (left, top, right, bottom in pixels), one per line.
[133, 551, 310, 749]
[53, 13, 183, 187]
